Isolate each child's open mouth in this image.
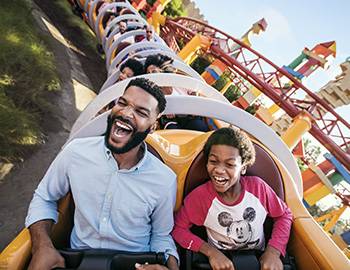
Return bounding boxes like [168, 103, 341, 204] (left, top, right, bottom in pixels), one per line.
[213, 176, 229, 186]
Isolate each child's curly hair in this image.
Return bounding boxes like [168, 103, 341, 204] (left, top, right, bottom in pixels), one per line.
[144, 54, 175, 73]
[203, 127, 256, 167]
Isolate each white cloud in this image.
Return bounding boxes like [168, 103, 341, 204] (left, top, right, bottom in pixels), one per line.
[251, 7, 295, 43]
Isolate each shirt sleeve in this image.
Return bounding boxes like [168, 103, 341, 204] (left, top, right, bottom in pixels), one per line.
[150, 174, 179, 262]
[25, 144, 73, 228]
[172, 185, 210, 252]
[249, 177, 292, 256]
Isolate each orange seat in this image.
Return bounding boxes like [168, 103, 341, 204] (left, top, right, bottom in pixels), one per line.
[112, 41, 132, 61]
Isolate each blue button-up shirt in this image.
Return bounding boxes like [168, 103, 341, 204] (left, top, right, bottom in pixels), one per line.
[25, 136, 178, 260]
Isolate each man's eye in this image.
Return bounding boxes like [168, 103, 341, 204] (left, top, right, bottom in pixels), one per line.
[208, 159, 217, 164]
[117, 100, 127, 106]
[136, 110, 148, 117]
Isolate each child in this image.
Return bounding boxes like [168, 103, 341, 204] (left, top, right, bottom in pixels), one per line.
[98, 58, 144, 115]
[172, 127, 292, 270]
[117, 58, 144, 82]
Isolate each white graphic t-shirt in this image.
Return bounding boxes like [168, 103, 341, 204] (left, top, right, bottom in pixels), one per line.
[172, 176, 292, 256]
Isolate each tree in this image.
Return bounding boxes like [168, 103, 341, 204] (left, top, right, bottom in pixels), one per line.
[296, 138, 322, 171]
[224, 85, 242, 103]
[190, 56, 211, 74]
[308, 202, 350, 235]
[212, 74, 230, 91]
[296, 158, 308, 172]
[146, 0, 157, 5]
[162, 0, 187, 18]
[245, 103, 259, 115]
[303, 138, 322, 164]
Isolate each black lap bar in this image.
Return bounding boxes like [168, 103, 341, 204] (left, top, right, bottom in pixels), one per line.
[54, 249, 165, 270]
[187, 249, 296, 270]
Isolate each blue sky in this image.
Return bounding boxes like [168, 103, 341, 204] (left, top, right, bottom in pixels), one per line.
[193, 0, 350, 122]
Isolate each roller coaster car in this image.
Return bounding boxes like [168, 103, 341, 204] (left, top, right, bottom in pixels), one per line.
[0, 78, 349, 270]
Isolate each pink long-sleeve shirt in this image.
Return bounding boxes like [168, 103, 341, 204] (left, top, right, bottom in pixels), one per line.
[172, 176, 292, 256]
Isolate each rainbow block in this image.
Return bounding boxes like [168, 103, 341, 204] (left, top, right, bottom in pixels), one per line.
[211, 59, 227, 72]
[324, 153, 350, 184]
[304, 183, 331, 206]
[233, 96, 250, 109]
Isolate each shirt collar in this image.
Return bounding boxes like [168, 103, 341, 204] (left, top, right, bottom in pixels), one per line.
[104, 142, 149, 172]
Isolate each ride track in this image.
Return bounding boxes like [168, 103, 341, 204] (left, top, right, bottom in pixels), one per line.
[161, 17, 350, 171]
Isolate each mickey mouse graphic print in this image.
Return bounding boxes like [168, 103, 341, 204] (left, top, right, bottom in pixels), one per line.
[205, 196, 266, 250]
[172, 176, 292, 256]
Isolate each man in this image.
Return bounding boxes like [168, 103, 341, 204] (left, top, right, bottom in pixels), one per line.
[143, 25, 156, 42]
[135, 25, 157, 46]
[26, 78, 179, 270]
[113, 20, 135, 43]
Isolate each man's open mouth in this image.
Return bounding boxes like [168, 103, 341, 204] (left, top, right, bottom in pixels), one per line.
[113, 119, 133, 138]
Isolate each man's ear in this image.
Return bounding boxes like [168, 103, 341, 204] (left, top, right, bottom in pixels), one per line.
[149, 121, 158, 134]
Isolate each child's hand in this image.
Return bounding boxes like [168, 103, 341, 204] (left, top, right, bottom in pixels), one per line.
[200, 242, 234, 270]
[259, 245, 283, 270]
[208, 248, 234, 270]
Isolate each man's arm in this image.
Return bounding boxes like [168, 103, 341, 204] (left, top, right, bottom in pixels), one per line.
[26, 143, 74, 269]
[25, 143, 72, 227]
[28, 220, 65, 270]
[166, 255, 178, 270]
[149, 176, 179, 269]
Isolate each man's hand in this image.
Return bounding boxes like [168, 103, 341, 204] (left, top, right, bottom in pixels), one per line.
[135, 263, 168, 270]
[259, 245, 283, 270]
[28, 246, 65, 270]
[28, 220, 65, 270]
[200, 242, 235, 270]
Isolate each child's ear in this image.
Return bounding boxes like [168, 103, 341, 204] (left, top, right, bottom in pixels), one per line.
[241, 165, 247, 175]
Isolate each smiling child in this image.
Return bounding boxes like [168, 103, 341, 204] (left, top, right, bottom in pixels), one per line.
[172, 127, 292, 270]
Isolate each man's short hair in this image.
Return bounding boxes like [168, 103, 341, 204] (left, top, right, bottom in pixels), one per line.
[143, 24, 154, 31]
[203, 127, 256, 167]
[125, 78, 166, 114]
[120, 59, 144, 76]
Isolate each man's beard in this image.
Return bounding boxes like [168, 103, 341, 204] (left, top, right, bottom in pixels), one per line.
[104, 115, 151, 154]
